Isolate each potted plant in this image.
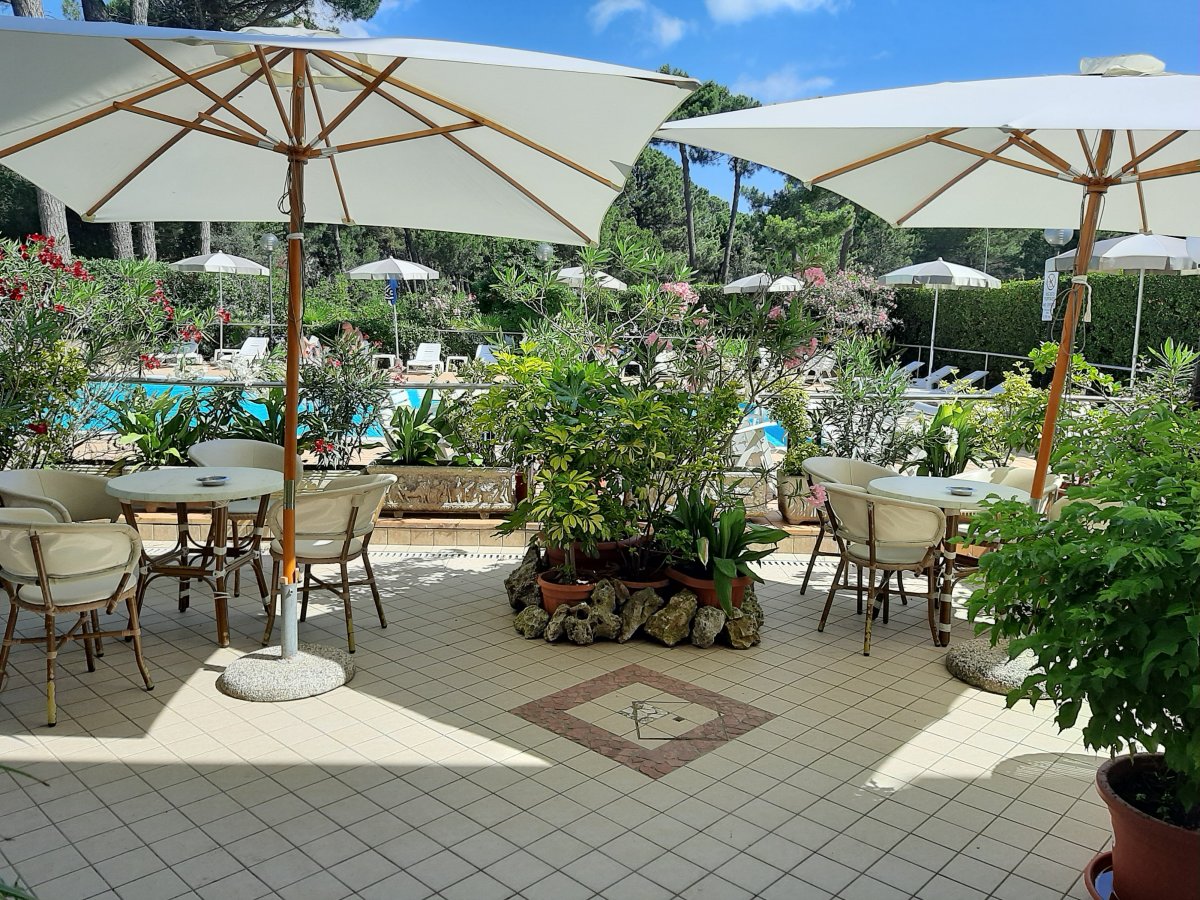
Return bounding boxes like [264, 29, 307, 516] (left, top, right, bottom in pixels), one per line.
[964, 400, 1200, 900]
[663, 489, 788, 615]
[524, 469, 614, 613]
[769, 385, 821, 524]
[367, 389, 515, 517]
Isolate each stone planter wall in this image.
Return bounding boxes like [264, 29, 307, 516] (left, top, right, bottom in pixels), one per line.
[722, 469, 771, 518]
[367, 463, 515, 517]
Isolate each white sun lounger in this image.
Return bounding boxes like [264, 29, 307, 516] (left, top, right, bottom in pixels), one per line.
[406, 342, 444, 375]
[913, 365, 957, 389]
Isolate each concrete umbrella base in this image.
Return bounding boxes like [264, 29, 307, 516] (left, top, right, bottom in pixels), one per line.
[945, 637, 1041, 695]
[216, 643, 354, 702]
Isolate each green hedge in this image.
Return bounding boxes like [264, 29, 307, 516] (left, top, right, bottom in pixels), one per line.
[891, 272, 1200, 381]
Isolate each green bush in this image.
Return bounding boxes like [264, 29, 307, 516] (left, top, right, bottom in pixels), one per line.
[892, 273, 1200, 380]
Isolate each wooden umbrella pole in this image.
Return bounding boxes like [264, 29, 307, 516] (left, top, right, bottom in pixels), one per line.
[280, 48, 307, 659]
[1030, 175, 1110, 500]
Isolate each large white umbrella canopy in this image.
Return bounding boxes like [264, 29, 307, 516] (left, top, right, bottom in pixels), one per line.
[878, 259, 999, 372]
[657, 55, 1200, 513]
[347, 257, 440, 360]
[169, 251, 270, 350]
[1049, 233, 1194, 382]
[555, 266, 626, 291]
[346, 257, 439, 280]
[0, 18, 696, 665]
[723, 273, 805, 294]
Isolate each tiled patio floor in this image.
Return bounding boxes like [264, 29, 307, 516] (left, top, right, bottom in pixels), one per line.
[0, 548, 1110, 900]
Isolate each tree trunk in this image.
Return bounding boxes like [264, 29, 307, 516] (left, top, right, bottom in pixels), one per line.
[837, 220, 855, 271]
[10, 0, 73, 260]
[1190, 358, 1200, 408]
[137, 222, 157, 260]
[330, 224, 344, 271]
[678, 144, 697, 271]
[719, 160, 743, 283]
[110, 222, 135, 259]
[131, 0, 148, 25]
[403, 228, 419, 265]
[198, 221, 212, 255]
[80, 0, 109, 20]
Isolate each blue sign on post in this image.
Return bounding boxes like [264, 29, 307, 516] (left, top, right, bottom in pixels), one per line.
[385, 278, 399, 305]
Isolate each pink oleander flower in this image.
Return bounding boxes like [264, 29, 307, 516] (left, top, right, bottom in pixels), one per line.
[803, 266, 827, 287]
[644, 330, 660, 347]
[767, 305, 785, 321]
[660, 281, 699, 304]
[694, 336, 716, 356]
[808, 483, 828, 506]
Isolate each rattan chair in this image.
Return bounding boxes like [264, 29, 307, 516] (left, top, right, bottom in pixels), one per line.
[0, 469, 121, 522]
[0, 509, 152, 726]
[818, 484, 945, 656]
[799, 457, 900, 593]
[262, 474, 396, 653]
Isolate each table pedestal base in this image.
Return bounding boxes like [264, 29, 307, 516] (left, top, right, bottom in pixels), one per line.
[216, 642, 354, 702]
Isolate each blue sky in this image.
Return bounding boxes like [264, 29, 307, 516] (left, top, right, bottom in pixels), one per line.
[30, 0, 1200, 199]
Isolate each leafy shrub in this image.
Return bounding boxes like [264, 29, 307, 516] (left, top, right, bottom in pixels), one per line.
[300, 332, 393, 468]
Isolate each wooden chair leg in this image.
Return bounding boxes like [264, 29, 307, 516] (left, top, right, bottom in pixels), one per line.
[896, 571, 908, 606]
[299, 565, 312, 622]
[252, 554, 269, 603]
[817, 558, 844, 633]
[89, 609, 104, 657]
[926, 565, 939, 643]
[800, 520, 826, 594]
[0, 600, 17, 692]
[125, 596, 153, 693]
[881, 572, 891, 625]
[855, 565, 864, 615]
[363, 553, 386, 628]
[45, 614, 57, 727]
[340, 562, 355, 654]
[80, 612, 96, 673]
[262, 558, 280, 646]
[863, 566, 878, 657]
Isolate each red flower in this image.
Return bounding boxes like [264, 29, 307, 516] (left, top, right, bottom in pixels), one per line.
[139, 353, 163, 370]
[329, 358, 342, 368]
[27, 421, 48, 435]
[313, 438, 334, 454]
[216, 308, 231, 324]
[53, 303, 66, 313]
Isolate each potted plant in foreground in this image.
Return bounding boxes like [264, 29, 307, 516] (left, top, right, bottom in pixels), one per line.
[663, 489, 788, 616]
[964, 400, 1200, 900]
[769, 385, 821, 524]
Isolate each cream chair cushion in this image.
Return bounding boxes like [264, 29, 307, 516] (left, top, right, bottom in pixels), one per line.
[824, 483, 945, 565]
[803, 457, 899, 490]
[0, 469, 120, 522]
[267, 474, 396, 558]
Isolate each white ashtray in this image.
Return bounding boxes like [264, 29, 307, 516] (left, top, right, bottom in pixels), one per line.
[948, 485, 975, 497]
[196, 475, 228, 487]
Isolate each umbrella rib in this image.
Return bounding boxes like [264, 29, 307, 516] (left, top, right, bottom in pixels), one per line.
[256, 45, 296, 144]
[84, 48, 292, 220]
[809, 128, 964, 185]
[195, 111, 264, 143]
[308, 57, 406, 148]
[1114, 130, 1187, 176]
[1007, 131, 1078, 176]
[1126, 131, 1149, 233]
[317, 50, 623, 192]
[1130, 157, 1200, 183]
[895, 135, 1021, 226]
[127, 39, 271, 139]
[929, 136, 1070, 181]
[1076, 130, 1097, 176]
[112, 101, 280, 152]
[303, 56, 352, 225]
[0, 49, 260, 161]
[331, 122, 482, 153]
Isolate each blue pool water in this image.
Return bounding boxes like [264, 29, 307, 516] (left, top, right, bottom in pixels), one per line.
[90, 384, 787, 446]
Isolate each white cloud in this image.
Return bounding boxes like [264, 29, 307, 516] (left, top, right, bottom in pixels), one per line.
[706, 0, 839, 24]
[732, 65, 833, 103]
[587, 0, 689, 48]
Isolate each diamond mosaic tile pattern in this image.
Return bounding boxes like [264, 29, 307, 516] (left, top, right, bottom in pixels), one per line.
[0, 547, 1112, 899]
[512, 664, 774, 777]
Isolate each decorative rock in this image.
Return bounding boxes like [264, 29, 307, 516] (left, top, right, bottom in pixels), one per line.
[544, 604, 572, 642]
[505, 543, 543, 610]
[590, 578, 622, 615]
[563, 603, 595, 646]
[618, 588, 665, 643]
[592, 607, 622, 641]
[216, 643, 353, 702]
[690, 606, 726, 649]
[741, 589, 764, 629]
[514, 606, 550, 640]
[723, 611, 760, 649]
[945, 638, 1043, 695]
[645, 589, 698, 648]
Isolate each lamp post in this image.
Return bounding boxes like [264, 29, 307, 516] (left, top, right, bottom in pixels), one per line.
[1043, 228, 1073, 250]
[534, 242, 553, 264]
[259, 232, 280, 339]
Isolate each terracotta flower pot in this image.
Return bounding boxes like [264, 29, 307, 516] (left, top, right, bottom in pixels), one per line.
[1082, 850, 1113, 900]
[545, 536, 641, 573]
[1095, 754, 1200, 900]
[666, 566, 751, 609]
[537, 570, 596, 614]
[619, 571, 670, 593]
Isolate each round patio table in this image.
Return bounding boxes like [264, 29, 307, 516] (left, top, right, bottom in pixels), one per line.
[107, 467, 283, 647]
[867, 476, 1030, 647]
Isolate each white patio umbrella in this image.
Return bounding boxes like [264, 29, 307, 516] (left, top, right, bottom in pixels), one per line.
[0, 18, 695, 670]
[168, 250, 270, 351]
[722, 273, 805, 294]
[346, 257, 440, 359]
[1049, 233, 1194, 383]
[657, 54, 1200, 505]
[878, 258, 1000, 372]
[555, 265, 627, 291]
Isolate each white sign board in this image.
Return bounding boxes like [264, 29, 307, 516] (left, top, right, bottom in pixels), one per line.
[1041, 270, 1059, 321]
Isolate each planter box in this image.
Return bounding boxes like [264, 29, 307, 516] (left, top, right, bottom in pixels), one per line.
[722, 469, 771, 517]
[367, 463, 515, 517]
[777, 472, 819, 524]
